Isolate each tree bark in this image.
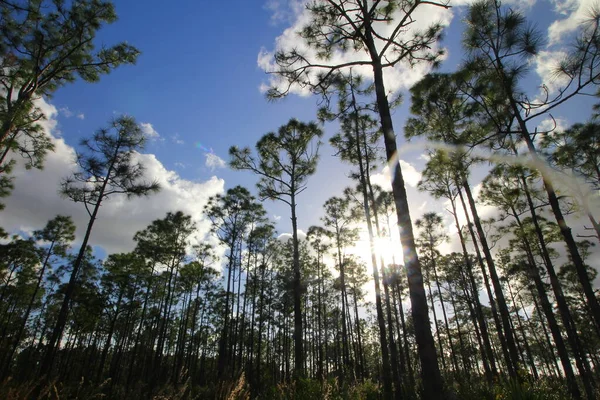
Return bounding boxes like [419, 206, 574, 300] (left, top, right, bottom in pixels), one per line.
[460, 173, 520, 377]
[368, 50, 444, 400]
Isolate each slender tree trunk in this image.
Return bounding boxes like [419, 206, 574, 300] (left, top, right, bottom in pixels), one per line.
[393, 266, 416, 390]
[98, 289, 123, 381]
[290, 193, 304, 378]
[502, 61, 600, 332]
[431, 259, 459, 375]
[126, 265, 154, 390]
[348, 88, 393, 399]
[154, 260, 178, 381]
[351, 286, 364, 380]
[448, 281, 470, 374]
[460, 174, 520, 377]
[2, 241, 55, 377]
[218, 235, 238, 377]
[389, 274, 408, 383]
[40, 207, 98, 376]
[514, 168, 596, 397]
[382, 263, 403, 399]
[511, 209, 584, 399]
[586, 212, 600, 244]
[247, 253, 259, 386]
[255, 262, 267, 393]
[335, 235, 350, 386]
[316, 252, 324, 382]
[530, 291, 562, 377]
[425, 265, 446, 371]
[449, 196, 495, 380]
[506, 282, 538, 379]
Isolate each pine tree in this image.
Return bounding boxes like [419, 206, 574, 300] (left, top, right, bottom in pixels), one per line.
[40, 116, 159, 377]
[230, 119, 322, 378]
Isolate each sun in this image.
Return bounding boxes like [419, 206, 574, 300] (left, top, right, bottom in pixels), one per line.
[351, 228, 403, 267]
[373, 236, 401, 266]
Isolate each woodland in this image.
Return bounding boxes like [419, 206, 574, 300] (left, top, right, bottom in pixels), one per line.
[0, 0, 599, 399]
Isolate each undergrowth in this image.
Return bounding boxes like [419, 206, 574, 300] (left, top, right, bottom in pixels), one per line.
[0, 374, 575, 399]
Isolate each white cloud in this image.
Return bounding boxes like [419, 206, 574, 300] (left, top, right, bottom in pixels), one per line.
[59, 107, 74, 118]
[370, 160, 422, 190]
[58, 106, 84, 120]
[537, 116, 568, 134]
[418, 153, 431, 162]
[36, 97, 59, 135]
[171, 133, 185, 145]
[535, 50, 570, 95]
[1, 103, 225, 256]
[205, 152, 227, 170]
[264, 0, 305, 24]
[471, 182, 502, 220]
[548, 0, 596, 44]
[277, 229, 307, 242]
[140, 122, 160, 139]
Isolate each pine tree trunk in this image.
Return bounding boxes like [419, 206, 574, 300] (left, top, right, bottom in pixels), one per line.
[425, 265, 446, 371]
[500, 61, 600, 331]
[511, 208, 587, 399]
[126, 264, 155, 391]
[459, 175, 520, 377]
[290, 193, 304, 378]
[430, 256, 459, 375]
[449, 196, 495, 380]
[506, 282, 538, 379]
[515, 170, 596, 397]
[2, 240, 55, 378]
[365, 23, 444, 399]
[335, 234, 350, 386]
[218, 235, 238, 377]
[530, 291, 562, 377]
[98, 289, 123, 381]
[350, 92, 393, 399]
[39, 199, 101, 377]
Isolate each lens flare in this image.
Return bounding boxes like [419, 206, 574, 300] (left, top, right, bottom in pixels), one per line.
[386, 141, 599, 218]
[195, 142, 214, 153]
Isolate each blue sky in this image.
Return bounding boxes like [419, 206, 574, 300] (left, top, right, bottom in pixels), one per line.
[3, 0, 599, 266]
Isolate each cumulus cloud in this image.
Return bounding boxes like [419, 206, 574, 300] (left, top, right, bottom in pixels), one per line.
[205, 152, 227, 170]
[370, 160, 422, 190]
[59, 107, 74, 118]
[264, 0, 305, 24]
[277, 229, 307, 242]
[537, 116, 568, 134]
[36, 97, 59, 134]
[535, 50, 570, 95]
[58, 106, 84, 120]
[140, 122, 160, 139]
[548, 0, 597, 44]
[2, 102, 225, 256]
[171, 134, 185, 145]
